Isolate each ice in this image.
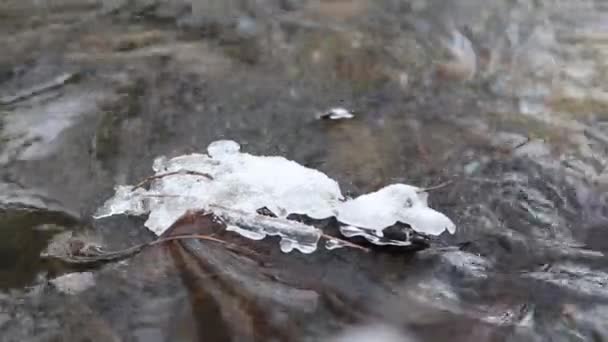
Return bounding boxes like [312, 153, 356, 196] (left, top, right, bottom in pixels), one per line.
[207, 139, 241, 157]
[213, 206, 321, 254]
[225, 225, 267, 240]
[95, 140, 455, 253]
[318, 107, 355, 120]
[207, 153, 342, 219]
[94, 185, 150, 218]
[325, 237, 355, 250]
[336, 184, 456, 236]
[339, 225, 413, 246]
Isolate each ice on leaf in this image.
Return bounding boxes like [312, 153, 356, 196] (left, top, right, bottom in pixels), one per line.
[212, 205, 321, 254]
[336, 184, 456, 236]
[95, 140, 455, 253]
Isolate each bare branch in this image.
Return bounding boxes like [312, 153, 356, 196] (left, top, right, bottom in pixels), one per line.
[416, 180, 453, 193]
[133, 170, 213, 190]
[321, 233, 370, 252]
[42, 233, 256, 266]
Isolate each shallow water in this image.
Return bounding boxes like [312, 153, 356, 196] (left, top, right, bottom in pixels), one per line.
[1, 0, 608, 341]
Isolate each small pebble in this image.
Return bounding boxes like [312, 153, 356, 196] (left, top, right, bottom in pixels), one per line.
[318, 107, 355, 120]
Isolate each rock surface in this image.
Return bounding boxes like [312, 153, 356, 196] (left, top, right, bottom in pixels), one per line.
[0, 0, 607, 341]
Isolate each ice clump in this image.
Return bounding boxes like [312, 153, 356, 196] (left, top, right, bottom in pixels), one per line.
[318, 107, 355, 120]
[337, 184, 456, 236]
[95, 140, 455, 253]
[339, 225, 414, 247]
[212, 206, 321, 254]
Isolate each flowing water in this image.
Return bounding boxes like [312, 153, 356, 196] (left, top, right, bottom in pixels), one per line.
[1, 0, 608, 341]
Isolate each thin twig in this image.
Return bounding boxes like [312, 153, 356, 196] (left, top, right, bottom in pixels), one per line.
[512, 136, 531, 150]
[417, 180, 453, 193]
[320, 233, 370, 252]
[133, 170, 213, 190]
[149, 234, 231, 247]
[464, 177, 503, 184]
[43, 233, 253, 265]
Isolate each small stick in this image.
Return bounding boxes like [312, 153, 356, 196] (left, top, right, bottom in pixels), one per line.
[320, 233, 370, 252]
[465, 177, 502, 184]
[212, 205, 370, 253]
[149, 234, 231, 247]
[417, 180, 453, 193]
[512, 137, 531, 150]
[133, 171, 213, 190]
[43, 233, 252, 266]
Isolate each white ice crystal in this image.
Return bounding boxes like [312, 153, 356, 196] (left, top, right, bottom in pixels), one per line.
[318, 107, 355, 120]
[95, 140, 455, 253]
[336, 184, 456, 236]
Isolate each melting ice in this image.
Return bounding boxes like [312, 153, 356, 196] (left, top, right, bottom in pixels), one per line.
[95, 140, 455, 253]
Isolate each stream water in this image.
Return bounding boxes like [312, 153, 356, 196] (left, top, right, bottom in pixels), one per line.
[1, 0, 608, 341]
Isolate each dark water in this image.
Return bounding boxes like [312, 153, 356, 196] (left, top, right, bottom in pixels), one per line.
[1, 0, 608, 341]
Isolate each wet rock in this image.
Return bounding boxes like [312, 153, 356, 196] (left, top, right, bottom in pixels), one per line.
[440, 250, 490, 279]
[50, 272, 96, 295]
[329, 324, 417, 342]
[1, 0, 608, 341]
[93, 77, 145, 165]
[583, 223, 608, 252]
[435, 30, 477, 82]
[292, 30, 391, 93]
[0, 312, 10, 328]
[0, 72, 78, 105]
[306, 0, 369, 21]
[0, 78, 108, 165]
[0, 181, 81, 289]
[113, 30, 168, 52]
[513, 139, 551, 158]
[524, 262, 608, 299]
